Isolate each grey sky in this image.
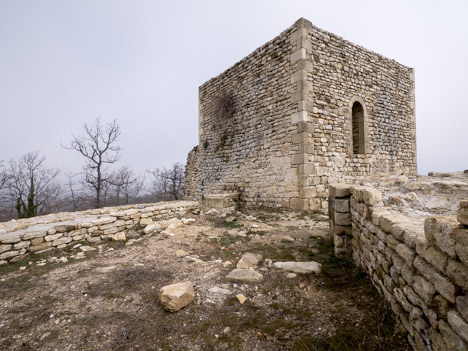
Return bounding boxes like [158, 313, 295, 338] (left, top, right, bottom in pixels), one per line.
[0, 0, 467, 176]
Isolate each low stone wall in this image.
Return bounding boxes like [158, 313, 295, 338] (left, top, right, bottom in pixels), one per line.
[0, 201, 199, 264]
[329, 184, 468, 351]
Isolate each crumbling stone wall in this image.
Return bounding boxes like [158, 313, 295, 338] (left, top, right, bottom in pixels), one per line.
[185, 146, 199, 201]
[186, 18, 417, 210]
[329, 184, 468, 351]
[0, 201, 199, 264]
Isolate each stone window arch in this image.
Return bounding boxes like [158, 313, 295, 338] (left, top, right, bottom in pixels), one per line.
[349, 96, 368, 155]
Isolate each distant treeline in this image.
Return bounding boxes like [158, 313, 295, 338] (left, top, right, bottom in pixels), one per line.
[0, 118, 184, 222]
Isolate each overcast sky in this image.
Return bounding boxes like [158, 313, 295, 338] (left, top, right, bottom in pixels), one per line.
[0, 0, 467, 176]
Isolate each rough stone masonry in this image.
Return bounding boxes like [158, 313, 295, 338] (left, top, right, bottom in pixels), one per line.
[185, 17, 417, 211]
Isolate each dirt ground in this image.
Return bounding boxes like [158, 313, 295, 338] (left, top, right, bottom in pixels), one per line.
[0, 208, 410, 351]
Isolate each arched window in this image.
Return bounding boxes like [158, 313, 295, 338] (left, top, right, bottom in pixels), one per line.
[352, 101, 365, 154]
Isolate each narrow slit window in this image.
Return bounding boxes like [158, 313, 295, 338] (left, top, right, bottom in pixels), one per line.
[352, 101, 365, 154]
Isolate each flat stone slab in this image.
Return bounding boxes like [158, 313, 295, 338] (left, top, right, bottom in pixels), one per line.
[226, 269, 263, 283]
[273, 261, 322, 274]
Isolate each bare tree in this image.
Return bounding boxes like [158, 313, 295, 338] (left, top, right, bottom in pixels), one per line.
[0, 160, 7, 192]
[148, 162, 185, 201]
[4, 151, 61, 218]
[109, 166, 145, 205]
[64, 118, 121, 208]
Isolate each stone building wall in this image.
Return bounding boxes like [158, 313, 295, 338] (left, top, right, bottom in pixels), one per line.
[186, 18, 417, 210]
[0, 201, 199, 264]
[329, 184, 468, 351]
[303, 23, 417, 208]
[195, 24, 298, 208]
[185, 146, 199, 201]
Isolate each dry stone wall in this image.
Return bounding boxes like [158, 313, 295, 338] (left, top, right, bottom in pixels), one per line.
[329, 184, 468, 351]
[0, 201, 199, 264]
[186, 18, 416, 211]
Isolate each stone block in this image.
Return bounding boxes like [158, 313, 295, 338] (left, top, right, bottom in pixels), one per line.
[439, 320, 467, 351]
[160, 281, 195, 312]
[351, 186, 382, 205]
[45, 233, 63, 242]
[334, 212, 351, 226]
[290, 48, 306, 64]
[424, 216, 458, 257]
[291, 153, 307, 165]
[455, 227, 468, 265]
[447, 259, 468, 290]
[334, 199, 350, 213]
[296, 120, 313, 133]
[328, 183, 351, 198]
[412, 275, 435, 304]
[396, 243, 415, 266]
[448, 310, 468, 343]
[457, 295, 468, 322]
[414, 256, 458, 303]
[23, 230, 47, 240]
[290, 198, 308, 210]
[458, 200, 468, 225]
[31, 237, 44, 246]
[424, 246, 448, 273]
[292, 132, 308, 144]
[0, 244, 12, 253]
[52, 237, 72, 246]
[28, 242, 51, 252]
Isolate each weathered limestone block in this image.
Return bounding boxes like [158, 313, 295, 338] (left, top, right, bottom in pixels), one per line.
[13, 241, 30, 249]
[328, 184, 351, 198]
[54, 225, 75, 233]
[456, 295, 468, 322]
[140, 218, 153, 226]
[455, 227, 468, 265]
[23, 230, 47, 240]
[424, 246, 448, 273]
[0, 244, 12, 253]
[31, 237, 44, 245]
[160, 281, 195, 312]
[439, 320, 467, 351]
[447, 259, 468, 291]
[273, 261, 322, 274]
[458, 200, 468, 226]
[28, 242, 51, 252]
[334, 212, 351, 226]
[412, 275, 435, 304]
[226, 269, 264, 283]
[448, 310, 468, 343]
[143, 223, 161, 234]
[103, 227, 118, 235]
[111, 232, 126, 241]
[237, 253, 262, 269]
[396, 243, 416, 266]
[0, 250, 19, 260]
[352, 186, 382, 205]
[424, 216, 458, 257]
[414, 256, 458, 303]
[334, 198, 350, 213]
[92, 216, 117, 226]
[52, 237, 72, 246]
[45, 233, 63, 242]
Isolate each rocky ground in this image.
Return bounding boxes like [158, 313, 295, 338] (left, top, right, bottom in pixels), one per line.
[364, 171, 468, 216]
[0, 208, 410, 351]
